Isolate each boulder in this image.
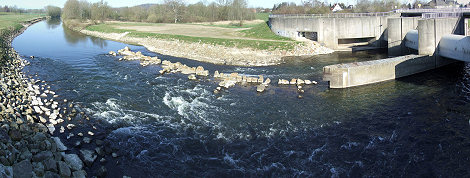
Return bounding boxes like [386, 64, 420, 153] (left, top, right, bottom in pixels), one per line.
[304, 80, 312, 85]
[63, 154, 83, 171]
[0, 164, 12, 178]
[72, 170, 86, 178]
[80, 150, 97, 167]
[258, 75, 264, 83]
[214, 71, 220, 78]
[58, 161, 71, 177]
[263, 78, 271, 85]
[42, 158, 57, 172]
[256, 84, 266, 92]
[33, 151, 53, 162]
[13, 160, 32, 178]
[297, 79, 305, 85]
[188, 74, 197, 80]
[290, 78, 297, 85]
[52, 137, 67, 152]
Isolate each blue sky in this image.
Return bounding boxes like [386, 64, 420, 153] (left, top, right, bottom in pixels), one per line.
[0, 0, 386, 9]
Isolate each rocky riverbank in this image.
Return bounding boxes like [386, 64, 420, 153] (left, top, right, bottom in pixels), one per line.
[0, 18, 89, 177]
[64, 20, 334, 67]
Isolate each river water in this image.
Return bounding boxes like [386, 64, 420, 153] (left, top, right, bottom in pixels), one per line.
[12, 19, 470, 177]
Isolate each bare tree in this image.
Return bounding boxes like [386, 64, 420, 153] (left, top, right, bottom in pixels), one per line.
[164, 0, 185, 23]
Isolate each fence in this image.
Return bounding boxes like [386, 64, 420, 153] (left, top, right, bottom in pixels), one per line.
[269, 12, 394, 18]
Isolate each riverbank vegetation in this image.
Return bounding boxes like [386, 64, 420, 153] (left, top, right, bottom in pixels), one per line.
[62, 0, 255, 24]
[45, 6, 61, 18]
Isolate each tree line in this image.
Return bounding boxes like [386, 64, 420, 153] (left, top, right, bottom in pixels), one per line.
[61, 0, 255, 23]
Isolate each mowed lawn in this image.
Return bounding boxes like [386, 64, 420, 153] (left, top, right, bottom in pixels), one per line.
[85, 13, 300, 51]
[0, 12, 45, 32]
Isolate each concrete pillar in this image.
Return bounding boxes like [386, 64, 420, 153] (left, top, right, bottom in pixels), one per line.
[418, 19, 436, 55]
[322, 18, 337, 49]
[388, 18, 403, 56]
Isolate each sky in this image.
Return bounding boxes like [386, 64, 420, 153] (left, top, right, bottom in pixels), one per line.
[0, 0, 392, 9]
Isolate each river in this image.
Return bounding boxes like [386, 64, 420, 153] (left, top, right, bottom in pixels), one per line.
[12, 19, 470, 177]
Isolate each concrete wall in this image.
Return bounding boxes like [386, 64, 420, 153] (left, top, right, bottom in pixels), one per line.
[323, 55, 438, 88]
[418, 18, 462, 67]
[269, 16, 389, 49]
[387, 17, 419, 56]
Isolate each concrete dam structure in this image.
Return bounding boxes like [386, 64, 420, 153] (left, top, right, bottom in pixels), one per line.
[269, 9, 470, 88]
[269, 13, 393, 50]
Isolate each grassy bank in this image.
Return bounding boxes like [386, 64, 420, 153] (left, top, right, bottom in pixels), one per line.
[0, 12, 45, 33]
[81, 13, 299, 51]
[0, 12, 45, 62]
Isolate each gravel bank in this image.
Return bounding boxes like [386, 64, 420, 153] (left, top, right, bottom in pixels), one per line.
[74, 25, 333, 66]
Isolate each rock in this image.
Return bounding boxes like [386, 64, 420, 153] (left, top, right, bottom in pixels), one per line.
[58, 161, 71, 177]
[80, 150, 97, 167]
[66, 124, 75, 130]
[95, 147, 104, 156]
[108, 51, 117, 56]
[263, 78, 271, 85]
[33, 151, 53, 162]
[97, 166, 107, 177]
[40, 93, 47, 98]
[77, 133, 83, 137]
[52, 137, 67, 152]
[43, 158, 57, 172]
[39, 116, 47, 123]
[8, 130, 21, 141]
[44, 171, 60, 178]
[256, 84, 266, 93]
[82, 137, 91, 144]
[188, 74, 196, 80]
[297, 79, 305, 85]
[0, 164, 12, 178]
[112, 152, 118, 158]
[72, 170, 86, 178]
[219, 80, 236, 89]
[290, 78, 297, 85]
[46, 124, 55, 135]
[32, 162, 44, 177]
[304, 80, 312, 85]
[13, 160, 32, 178]
[93, 140, 103, 146]
[59, 126, 65, 133]
[33, 106, 43, 114]
[258, 75, 264, 83]
[63, 154, 83, 171]
[214, 71, 220, 78]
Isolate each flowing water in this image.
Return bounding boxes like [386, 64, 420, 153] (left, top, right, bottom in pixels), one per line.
[12, 19, 470, 177]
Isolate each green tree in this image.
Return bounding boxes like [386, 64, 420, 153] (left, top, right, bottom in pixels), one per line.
[45, 5, 61, 18]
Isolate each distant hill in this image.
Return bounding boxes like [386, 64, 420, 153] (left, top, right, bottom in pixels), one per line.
[134, 3, 158, 9]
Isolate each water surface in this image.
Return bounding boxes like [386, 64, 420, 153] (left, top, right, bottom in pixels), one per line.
[12, 19, 470, 177]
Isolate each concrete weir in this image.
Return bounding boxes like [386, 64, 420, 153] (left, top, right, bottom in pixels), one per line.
[323, 55, 451, 88]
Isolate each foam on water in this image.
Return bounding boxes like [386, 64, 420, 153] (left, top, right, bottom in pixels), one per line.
[86, 98, 164, 125]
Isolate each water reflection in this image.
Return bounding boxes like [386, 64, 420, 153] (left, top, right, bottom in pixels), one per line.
[61, 23, 108, 48]
[62, 23, 88, 45]
[45, 18, 61, 30]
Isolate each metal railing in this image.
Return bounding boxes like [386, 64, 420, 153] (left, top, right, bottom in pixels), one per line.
[397, 8, 470, 13]
[269, 12, 394, 18]
[422, 12, 463, 18]
[269, 8, 470, 19]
